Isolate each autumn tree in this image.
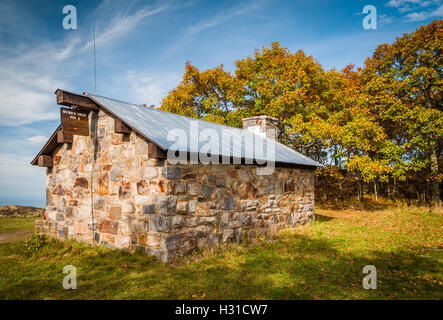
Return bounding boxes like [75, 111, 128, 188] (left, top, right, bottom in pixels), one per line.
[160, 23, 442, 204]
[162, 43, 333, 162]
[363, 19, 442, 205]
[235, 43, 334, 163]
[161, 62, 244, 127]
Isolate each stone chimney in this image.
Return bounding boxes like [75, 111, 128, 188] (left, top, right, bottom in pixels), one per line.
[241, 115, 280, 140]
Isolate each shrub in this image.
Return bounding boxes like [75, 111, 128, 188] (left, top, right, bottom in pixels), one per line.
[24, 234, 48, 253]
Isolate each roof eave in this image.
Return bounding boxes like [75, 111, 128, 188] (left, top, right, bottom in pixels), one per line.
[30, 125, 62, 165]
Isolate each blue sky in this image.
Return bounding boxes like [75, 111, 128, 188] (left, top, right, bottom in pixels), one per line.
[0, 0, 441, 207]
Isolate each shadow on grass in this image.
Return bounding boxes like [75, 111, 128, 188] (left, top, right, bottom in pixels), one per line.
[0, 233, 441, 300]
[314, 214, 334, 222]
[317, 196, 400, 212]
[197, 234, 443, 300]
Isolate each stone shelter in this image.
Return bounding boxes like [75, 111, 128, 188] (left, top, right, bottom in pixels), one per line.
[32, 89, 321, 262]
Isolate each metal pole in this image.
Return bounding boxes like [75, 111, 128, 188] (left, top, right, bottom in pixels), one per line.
[93, 29, 97, 94]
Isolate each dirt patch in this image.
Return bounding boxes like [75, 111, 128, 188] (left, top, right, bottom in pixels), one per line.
[0, 231, 33, 243]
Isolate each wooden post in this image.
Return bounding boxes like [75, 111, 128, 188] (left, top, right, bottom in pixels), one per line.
[148, 142, 166, 159]
[38, 155, 53, 167]
[114, 119, 131, 134]
[57, 130, 73, 144]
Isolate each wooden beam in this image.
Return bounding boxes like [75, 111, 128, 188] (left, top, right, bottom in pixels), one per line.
[38, 155, 53, 167]
[56, 89, 98, 111]
[57, 130, 73, 144]
[114, 119, 131, 134]
[148, 142, 167, 159]
[31, 126, 61, 166]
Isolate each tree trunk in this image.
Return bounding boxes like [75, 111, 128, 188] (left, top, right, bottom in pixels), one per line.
[430, 148, 441, 206]
[322, 177, 327, 201]
[387, 181, 391, 199]
[374, 182, 378, 201]
[393, 178, 397, 199]
[357, 180, 362, 202]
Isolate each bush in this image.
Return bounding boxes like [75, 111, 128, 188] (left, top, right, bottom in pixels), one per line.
[24, 234, 48, 253]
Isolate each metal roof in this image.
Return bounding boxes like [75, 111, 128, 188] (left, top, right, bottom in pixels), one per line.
[86, 93, 322, 167]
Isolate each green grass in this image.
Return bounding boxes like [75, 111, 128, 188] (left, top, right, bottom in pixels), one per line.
[0, 206, 441, 300]
[0, 217, 35, 234]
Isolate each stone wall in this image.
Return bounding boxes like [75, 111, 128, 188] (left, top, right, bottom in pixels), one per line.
[36, 109, 315, 262]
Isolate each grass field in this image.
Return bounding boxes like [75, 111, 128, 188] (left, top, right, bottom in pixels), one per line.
[0, 217, 35, 243]
[0, 205, 441, 300]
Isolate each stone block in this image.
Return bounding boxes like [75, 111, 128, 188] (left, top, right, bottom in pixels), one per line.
[240, 213, 252, 226]
[222, 197, 236, 210]
[129, 219, 146, 234]
[136, 180, 149, 195]
[185, 217, 200, 227]
[229, 220, 241, 228]
[201, 184, 214, 197]
[144, 167, 158, 179]
[160, 196, 177, 215]
[173, 181, 187, 194]
[222, 229, 234, 243]
[57, 226, 68, 239]
[142, 204, 157, 214]
[189, 200, 197, 213]
[94, 197, 105, 210]
[208, 175, 216, 185]
[64, 207, 73, 217]
[200, 216, 218, 226]
[122, 200, 135, 214]
[98, 220, 119, 234]
[161, 234, 180, 251]
[147, 234, 161, 247]
[176, 201, 189, 214]
[149, 216, 171, 232]
[208, 233, 221, 247]
[161, 167, 182, 179]
[119, 181, 132, 199]
[172, 215, 184, 229]
[219, 212, 229, 229]
[110, 166, 123, 181]
[188, 183, 199, 195]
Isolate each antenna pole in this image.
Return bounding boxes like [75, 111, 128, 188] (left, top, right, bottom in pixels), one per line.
[91, 29, 98, 243]
[93, 29, 97, 94]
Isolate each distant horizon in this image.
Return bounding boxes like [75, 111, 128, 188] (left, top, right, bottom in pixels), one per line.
[0, 196, 45, 208]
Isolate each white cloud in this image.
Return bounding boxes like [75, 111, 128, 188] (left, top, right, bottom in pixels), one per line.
[185, 0, 263, 36]
[405, 3, 443, 20]
[386, 0, 442, 21]
[81, 4, 170, 51]
[125, 71, 181, 107]
[387, 0, 423, 8]
[0, 1, 172, 126]
[0, 153, 46, 198]
[379, 14, 395, 25]
[26, 136, 48, 144]
[0, 43, 69, 125]
[0, 0, 185, 203]
[420, 1, 433, 7]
